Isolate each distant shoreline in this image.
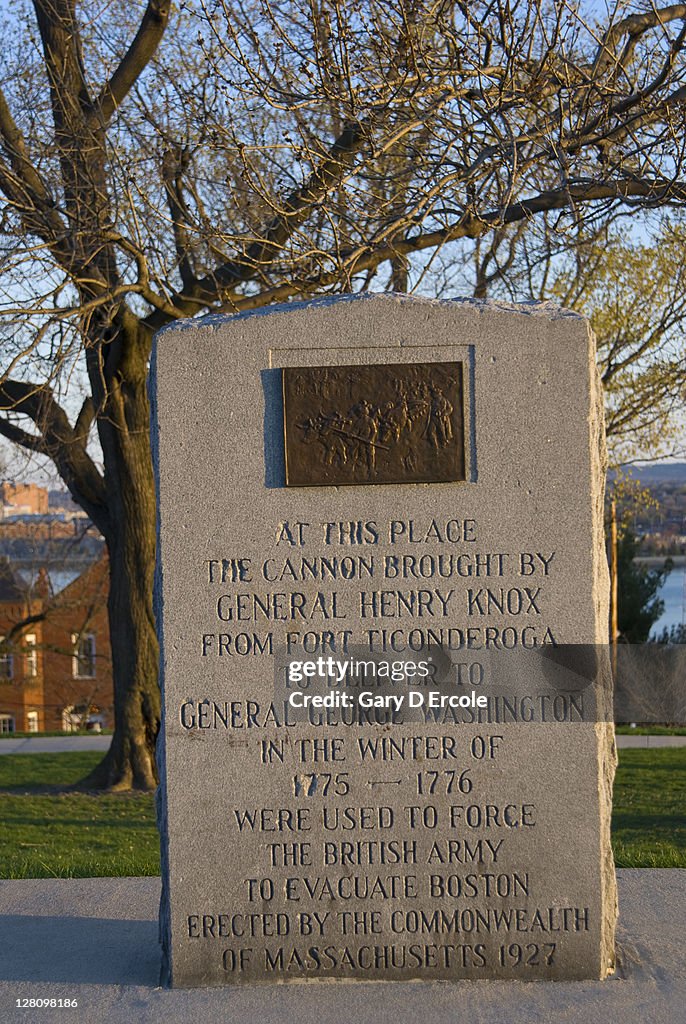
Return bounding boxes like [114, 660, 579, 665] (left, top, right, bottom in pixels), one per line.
[636, 555, 686, 567]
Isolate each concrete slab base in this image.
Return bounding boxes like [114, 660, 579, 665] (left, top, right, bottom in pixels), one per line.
[1, 871, 683, 1024]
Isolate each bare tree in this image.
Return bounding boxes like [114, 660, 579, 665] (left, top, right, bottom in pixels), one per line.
[0, 0, 685, 788]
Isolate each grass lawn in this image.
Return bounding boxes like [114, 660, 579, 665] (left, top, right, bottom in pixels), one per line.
[0, 753, 159, 878]
[0, 748, 683, 877]
[612, 747, 686, 868]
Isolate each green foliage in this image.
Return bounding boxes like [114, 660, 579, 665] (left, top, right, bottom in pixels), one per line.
[482, 218, 686, 464]
[561, 224, 686, 463]
[608, 469, 661, 535]
[617, 530, 671, 643]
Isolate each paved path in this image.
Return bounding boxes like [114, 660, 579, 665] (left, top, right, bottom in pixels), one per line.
[616, 734, 686, 747]
[0, 736, 111, 755]
[1, 734, 685, 755]
[0, 871, 683, 1024]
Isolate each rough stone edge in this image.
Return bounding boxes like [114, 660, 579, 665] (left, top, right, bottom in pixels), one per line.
[586, 318, 619, 978]
[154, 292, 585, 337]
[148, 334, 172, 987]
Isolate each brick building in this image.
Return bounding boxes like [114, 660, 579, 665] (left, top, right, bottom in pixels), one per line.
[0, 558, 113, 733]
[1, 482, 49, 517]
[0, 561, 44, 734]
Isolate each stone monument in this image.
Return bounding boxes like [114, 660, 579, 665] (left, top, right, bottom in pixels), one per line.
[151, 294, 617, 987]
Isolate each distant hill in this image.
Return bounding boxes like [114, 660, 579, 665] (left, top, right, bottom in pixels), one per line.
[611, 462, 686, 485]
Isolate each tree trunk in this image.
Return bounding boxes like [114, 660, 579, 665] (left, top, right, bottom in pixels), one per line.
[80, 331, 159, 791]
[80, 531, 159, 791]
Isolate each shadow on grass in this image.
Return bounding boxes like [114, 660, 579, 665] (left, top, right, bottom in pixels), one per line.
[613, 811, 686, 832]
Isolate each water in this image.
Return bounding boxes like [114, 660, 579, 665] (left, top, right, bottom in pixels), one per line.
[650, 566, 685, 637]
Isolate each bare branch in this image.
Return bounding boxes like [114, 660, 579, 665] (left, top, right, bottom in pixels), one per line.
[33, 0, 92, 116]
[593, 5, 686, 77]
[146, 118, 369, 325]
[0, 87, 61, 219]
[3, 611, 47, 646]
[74, 396, 96, 444]
[91, 0, 171, 124]
[0, 379, 108, 531]
[161, 144, 197, 292]
[228, 176, 686, 311]
[0, 416, 46, 453]
[0, 85, 75, 271]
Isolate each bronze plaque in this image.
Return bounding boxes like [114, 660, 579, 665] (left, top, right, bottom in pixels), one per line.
[283, 361, 465, 487]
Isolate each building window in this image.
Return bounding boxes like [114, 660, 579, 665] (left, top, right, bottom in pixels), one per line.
[25, 634, 37, 678]
[0, 639, 13, 680]
[62, 705, 77, 733]
[0, 714, 14, 734]
[26, 711, 38, 733]
[72, 633, 96, 678]
[62, 704, 102, 733]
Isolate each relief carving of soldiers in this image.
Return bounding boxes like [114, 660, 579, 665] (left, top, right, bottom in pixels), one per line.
[426, 386, 454, 449]
[294, 369, 456, 480]
[348, 399, 380, 478]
